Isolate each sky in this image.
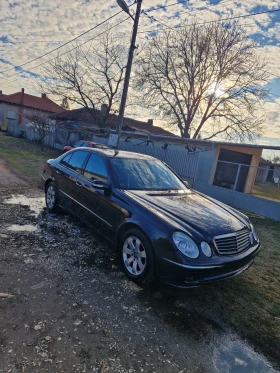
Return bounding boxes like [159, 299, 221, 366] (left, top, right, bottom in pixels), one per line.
[1, 0, 280, 146]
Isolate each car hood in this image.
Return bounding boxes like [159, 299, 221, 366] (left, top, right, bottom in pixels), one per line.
[125, 189, 248, 241]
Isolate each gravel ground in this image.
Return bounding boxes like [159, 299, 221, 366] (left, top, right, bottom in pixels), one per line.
[0, 158, 278, 373]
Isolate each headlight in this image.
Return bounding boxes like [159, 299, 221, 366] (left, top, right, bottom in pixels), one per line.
[201, 241, 212, 257]
[173, 232, 199, 259]
[250, 224, 259, 242]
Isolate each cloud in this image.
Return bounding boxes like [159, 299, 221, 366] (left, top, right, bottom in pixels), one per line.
[1, 0, 280, 141]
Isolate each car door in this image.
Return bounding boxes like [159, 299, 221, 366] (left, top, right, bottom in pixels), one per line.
[54, 150, 89, 214]
[78, 152, 127, 239]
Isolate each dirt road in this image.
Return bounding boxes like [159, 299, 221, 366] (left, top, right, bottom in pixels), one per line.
[0, 159, 278, 373]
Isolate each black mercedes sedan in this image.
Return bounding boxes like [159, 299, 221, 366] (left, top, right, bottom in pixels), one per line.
[41, 148, 261, 287]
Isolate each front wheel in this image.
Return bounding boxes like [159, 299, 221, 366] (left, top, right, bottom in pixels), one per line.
[120, 229, 155, 284]
[45, 182, 57, 212]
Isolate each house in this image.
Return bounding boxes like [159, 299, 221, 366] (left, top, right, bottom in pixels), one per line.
[256, 158, 280, 184]
[50, 106, 273, 194]
[50, 106, 175, 137]
[113, 133, 266, 194]
[0, 88, 63, 132]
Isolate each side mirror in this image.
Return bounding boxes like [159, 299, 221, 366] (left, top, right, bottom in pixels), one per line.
[183, 180, 189, 187]
[92, 179, 111, 195]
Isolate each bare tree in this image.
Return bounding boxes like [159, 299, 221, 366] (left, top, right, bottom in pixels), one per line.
[134, 22, 269, 141]
[61, 97, 70, 110]
[24, 111, 54, 151]
[38, 31, 128, 127]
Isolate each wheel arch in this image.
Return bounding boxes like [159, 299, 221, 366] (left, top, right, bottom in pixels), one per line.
[117, 222, 153, 248]
[44, 178, 54, 192]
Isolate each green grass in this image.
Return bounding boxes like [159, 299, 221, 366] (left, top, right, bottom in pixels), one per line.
[0, 132, 60, 185]
[187, 213, 280, 364]
[252, 183, 280, 201]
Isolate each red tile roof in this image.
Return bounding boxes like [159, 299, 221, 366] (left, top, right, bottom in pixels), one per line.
[51, 108, 175, 136]
[0, 90, 63, 113]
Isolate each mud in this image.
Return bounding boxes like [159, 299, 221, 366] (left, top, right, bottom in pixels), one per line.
[0, 164, 278, 372]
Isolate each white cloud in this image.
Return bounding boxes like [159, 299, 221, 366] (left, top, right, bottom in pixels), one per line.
[1, 0, 280, 140]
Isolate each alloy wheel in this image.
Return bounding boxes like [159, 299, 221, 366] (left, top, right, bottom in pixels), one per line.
[122, 236, 147, 276]
[46, 185, 55, 209]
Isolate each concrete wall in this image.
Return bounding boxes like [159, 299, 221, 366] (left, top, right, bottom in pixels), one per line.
[0, 102, 54, 129]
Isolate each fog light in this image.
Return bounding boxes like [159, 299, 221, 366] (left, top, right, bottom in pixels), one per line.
[201, 241, 212, 257]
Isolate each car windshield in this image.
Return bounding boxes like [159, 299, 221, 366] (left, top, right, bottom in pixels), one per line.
[110, 157, 186, 190]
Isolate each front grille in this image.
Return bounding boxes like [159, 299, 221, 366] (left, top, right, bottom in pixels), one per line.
[213, 229, 250, 255]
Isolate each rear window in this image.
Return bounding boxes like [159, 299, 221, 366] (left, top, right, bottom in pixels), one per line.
[60, 153, 73, 166]
[62, 150, 89, 173]
[84, 153, 108, 180]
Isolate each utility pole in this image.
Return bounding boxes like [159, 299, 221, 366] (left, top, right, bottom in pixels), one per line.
[115, 0, 142, 149]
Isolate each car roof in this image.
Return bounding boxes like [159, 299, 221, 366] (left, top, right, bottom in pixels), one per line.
[78, 147, 156, 160]
[79, 141, 104, 145]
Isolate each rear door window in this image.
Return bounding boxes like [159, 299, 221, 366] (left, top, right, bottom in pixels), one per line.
[84, 153, 108, 180]
[67, 150, 89, 173]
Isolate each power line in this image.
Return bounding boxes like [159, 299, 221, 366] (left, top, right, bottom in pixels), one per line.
[1, 1, 280, 84]
[3, 18, 280, 45]
[1, 16, 130, 80]
[142, 0, 237, 31]
[138, 7, 280, 34]
[0, 9, 123, 75]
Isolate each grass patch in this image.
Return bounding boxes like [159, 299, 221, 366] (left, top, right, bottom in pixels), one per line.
[0, 132, 60, 185]
[252, 183, 280, 201]
[188, 213, 280, 364]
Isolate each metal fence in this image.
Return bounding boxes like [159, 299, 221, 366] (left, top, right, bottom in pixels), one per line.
[119, 141, 200, 184]
[6, 121, 280, 220]
[195, 159, 280, 221]
[212, 160, 280, 198]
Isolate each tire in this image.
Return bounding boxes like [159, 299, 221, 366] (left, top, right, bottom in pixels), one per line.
[120, 228, 155, 284]
[45, 182, 57, 212]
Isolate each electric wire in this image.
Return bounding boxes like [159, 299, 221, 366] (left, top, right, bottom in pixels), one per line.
[138, 7, 280, 34]
[0, 9, 124, 74]
[0, 16, 130, 80]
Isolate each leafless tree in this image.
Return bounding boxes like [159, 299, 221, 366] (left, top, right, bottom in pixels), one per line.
[37, 31, 128, 127]
[24, 111, 54, 151]
[134, 22, 269, 141]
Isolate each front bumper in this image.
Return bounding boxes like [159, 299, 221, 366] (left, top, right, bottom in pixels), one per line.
[154, 243, 261, 288]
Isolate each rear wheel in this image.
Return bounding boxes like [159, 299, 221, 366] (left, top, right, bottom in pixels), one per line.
[45, 182, 57, 212]
[120, 229, 155, 284]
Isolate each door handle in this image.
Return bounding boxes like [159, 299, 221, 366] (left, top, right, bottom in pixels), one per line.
[76, 181, 82, 188]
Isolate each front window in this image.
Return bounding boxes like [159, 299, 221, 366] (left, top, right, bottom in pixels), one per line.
[110, 158, 186, 190]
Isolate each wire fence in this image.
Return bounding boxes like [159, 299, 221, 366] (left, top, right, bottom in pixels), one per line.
[212, 160, 280, 201]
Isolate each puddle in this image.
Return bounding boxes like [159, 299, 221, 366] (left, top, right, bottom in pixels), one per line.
[6, 224, 38, 232]
[214, 339, 277, 373]
[4, 195, 45, 216]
